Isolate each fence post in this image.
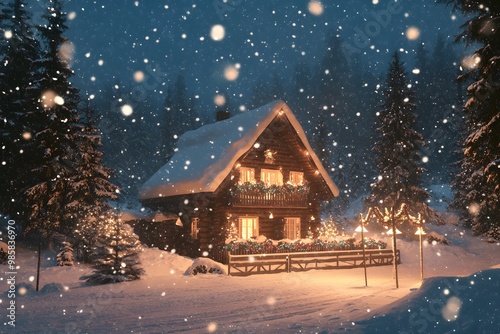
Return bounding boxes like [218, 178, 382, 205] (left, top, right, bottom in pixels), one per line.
[228, 251, 231, 276]
[287, 254, 291, 273]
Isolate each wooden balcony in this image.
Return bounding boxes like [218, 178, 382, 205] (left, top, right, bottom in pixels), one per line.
[232, 191, 308, 208]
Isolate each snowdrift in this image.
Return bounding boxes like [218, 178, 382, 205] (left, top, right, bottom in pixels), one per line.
[357, 268, 500, 333]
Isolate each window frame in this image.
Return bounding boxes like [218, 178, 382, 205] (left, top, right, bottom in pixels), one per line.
[260, 168, 283, 186]
[289, 171, 304, 185]
[238, 217, 259, 240]
[239, 167, 255, 184]
[191, 217, 199, 240]
[284, 217, 301, 240]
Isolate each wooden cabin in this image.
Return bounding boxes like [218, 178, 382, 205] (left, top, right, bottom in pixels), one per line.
[139, 100, 339, 253]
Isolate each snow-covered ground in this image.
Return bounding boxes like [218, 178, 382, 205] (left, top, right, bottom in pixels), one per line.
[4, 216, 500, 333]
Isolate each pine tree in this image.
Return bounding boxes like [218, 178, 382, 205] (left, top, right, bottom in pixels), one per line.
[440, 0, 500, 238]
[290, 62, 314, 132]
[81, 213, 144, 285]
[249, 79, 271, 109]
[269, 71, 286, 101]
[366, 52, 441, 223]
[23, 0, 82, 237]
[97, 83, 154, 205]
[345, 152, 369, 199]
[162, 73, 199, 162]
[331, 159, 350, 217]
[66, 103, 119, 249]
[0, 0, 41, 220]
[56, 241, 74, 266]
[317, 34, 354, 150]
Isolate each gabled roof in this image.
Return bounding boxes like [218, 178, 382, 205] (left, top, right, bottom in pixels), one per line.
[139, 100, 339, 200]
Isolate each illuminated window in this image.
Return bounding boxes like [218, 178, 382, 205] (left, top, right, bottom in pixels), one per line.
[289, 171, 304, 185]
[260, 168, 283, 186]
[239, 217, 259, 239]
[191, 217, 199, 240]
[239, 167, 255, 183]
[284, 217, 301, 239]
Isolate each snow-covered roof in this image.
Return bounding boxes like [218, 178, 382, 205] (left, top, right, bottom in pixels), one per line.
[139, 100, 339, 200]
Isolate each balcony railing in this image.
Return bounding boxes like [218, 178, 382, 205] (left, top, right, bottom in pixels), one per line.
[232, 191, 308, 208]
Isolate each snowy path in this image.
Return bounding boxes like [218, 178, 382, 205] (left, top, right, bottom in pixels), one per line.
[9, 224, 500, 333]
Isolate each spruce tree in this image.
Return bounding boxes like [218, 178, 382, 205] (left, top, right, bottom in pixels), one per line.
[0, 0, 41, 220]
[67, 104, 119, 253]
[23, 0, 82, 236]
[290, 62, 313, 132]
[56, 241, 74, 266]
[331, 159, 349, 217]
[366, 52, 441, 223]
[162, 73, 199, 162]
[440, 0, 500, 238]
[249, 79, 271, 109]
[81, 212, 144, 285]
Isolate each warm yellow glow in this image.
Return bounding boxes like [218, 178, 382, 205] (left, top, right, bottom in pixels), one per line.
[134, 71, 145, 82]
[214, 94, 226, 106]
[406, 26, 420, 40]
[40, 90, 57, 108]
[308, 1, 324, 16]
[224, 65, 239, 81]
[22, 132, 32, 140]
[468, 202, 480, 215]
[58, 40, 75, 65]
[269, 212, 273, 219]
[121, 104, 133, 116]
[355, 225, 368, 233]
[314, 170, 320, 175]
[387, 228, 402, 235]
[210, 24, 225, 41]
[415, 227, 426, 235]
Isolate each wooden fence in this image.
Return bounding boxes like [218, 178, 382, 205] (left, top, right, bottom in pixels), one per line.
[227, 249, 400, 276]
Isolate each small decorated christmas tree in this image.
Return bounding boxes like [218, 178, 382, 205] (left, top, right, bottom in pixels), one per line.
[318, 216, 339, 240]
[57, 241, 74, 266]
[81, 213, 144, 285]
[225, 218, 239, 242]
[307, 226, 314, 239]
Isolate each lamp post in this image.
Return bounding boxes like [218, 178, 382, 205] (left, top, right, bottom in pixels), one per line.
[356, 217, 369, 287]
[415, 225, 426, 282]
[386, 210, 402, 289]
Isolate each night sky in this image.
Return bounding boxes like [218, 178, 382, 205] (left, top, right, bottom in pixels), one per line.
[41, 0, 467, 120]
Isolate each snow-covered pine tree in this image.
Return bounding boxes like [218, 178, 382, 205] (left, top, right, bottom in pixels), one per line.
[345, 152, 369, 199]
[366, 52, 442, 224]
[331, 159, 350, 217]
[65, 104, 119, 236]
[0, 0, 41, 220]
[82, 213, 144, 285]
[440, 0, 500, 238]
[249, 79, 271, 109]
[23, 0, 82, 237]
[56, 241, 74, 266]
